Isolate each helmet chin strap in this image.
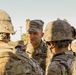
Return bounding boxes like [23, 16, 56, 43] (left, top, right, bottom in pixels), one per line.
[0, 33, 10, 43]
[50, 45, 55, 54]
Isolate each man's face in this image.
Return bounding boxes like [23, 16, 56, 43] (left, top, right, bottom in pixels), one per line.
[27, 31, 43, 45]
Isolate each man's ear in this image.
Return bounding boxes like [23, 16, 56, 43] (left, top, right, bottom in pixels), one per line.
[42, 32, 44, 37]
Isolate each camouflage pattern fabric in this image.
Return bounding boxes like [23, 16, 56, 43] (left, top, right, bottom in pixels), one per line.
[30, 58, 44, 75]
[28, 20, 44, 32]
[43, 20, 73, 42]
[46, 50, 76, 75]
[0, 44, 44, 75]
[26, 40, 51, 72]
[0, 9, 15, 34]
[72, 57, 76, 75]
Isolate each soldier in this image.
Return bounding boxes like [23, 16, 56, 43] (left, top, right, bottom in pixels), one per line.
[15, 40, 26, 51]
[0, 9, 44, 75]
[26, 19, 51, 72]
[43, 20, 76, 75]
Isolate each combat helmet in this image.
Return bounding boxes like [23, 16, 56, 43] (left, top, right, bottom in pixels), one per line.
[0, 9, 15, 34]
[43, 20, 73, 42]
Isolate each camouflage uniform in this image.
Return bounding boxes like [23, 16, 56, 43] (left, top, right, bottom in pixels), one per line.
[0, 43, 44, 75]
[26, 20, 52, 72]
[46, 50, 76, 75]
[26, 40, 48, 71]
[43, 20, 76, 75]
[0, 9, 44, 75]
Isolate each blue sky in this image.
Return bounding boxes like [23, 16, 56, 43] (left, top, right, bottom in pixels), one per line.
[0, 0, 76, 41]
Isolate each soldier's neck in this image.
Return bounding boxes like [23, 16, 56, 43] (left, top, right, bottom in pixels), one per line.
[29, 41, 41, 49]
[52, 47, 68, 54]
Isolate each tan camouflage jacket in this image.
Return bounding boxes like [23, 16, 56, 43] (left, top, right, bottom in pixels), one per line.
[0, 43, 44, 75]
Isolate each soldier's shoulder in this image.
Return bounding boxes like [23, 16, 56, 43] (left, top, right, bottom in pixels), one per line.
[0, 46, 38, 75]
[30, 58, 44, 75]
[47, 61, 62, 75]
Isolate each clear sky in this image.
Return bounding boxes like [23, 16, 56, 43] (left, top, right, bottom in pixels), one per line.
[0, 0, 76, 42]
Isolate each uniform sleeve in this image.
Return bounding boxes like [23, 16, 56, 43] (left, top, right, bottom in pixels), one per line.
[46, 61, 62, 75]
[30, 58, 44, 75]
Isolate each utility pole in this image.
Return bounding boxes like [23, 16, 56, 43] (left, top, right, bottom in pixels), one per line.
[20, 26, 22, 40]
